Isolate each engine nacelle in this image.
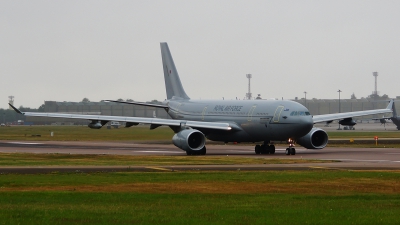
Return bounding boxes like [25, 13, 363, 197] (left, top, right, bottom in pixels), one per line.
[88, 121, 104, 129]
[339, 118, 357, 126]
[172, 129, 206, 151]
[296, 128, 328, 149]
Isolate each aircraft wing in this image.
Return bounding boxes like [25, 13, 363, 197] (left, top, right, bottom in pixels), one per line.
[313, 99, 394, 123]
[8, 103, 237, 131]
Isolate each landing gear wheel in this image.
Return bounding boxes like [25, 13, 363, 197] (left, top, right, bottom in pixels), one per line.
[290, 148, 296, 155]
[285, 148, 290, 155]
[269, 145, 276, 154]
[186, 150, 193, 155]
[260, 145, 268, 154]
[255, 145, 261, 154]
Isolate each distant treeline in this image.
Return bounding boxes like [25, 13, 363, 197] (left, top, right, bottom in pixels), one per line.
[0, 104, 46, 123]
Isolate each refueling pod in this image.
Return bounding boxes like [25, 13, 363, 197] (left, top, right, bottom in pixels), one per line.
[172, 129, 206, 152]
[296, 128, 328, 149]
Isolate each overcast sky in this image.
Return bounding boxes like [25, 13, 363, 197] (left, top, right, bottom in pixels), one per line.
[1, 0, 399, 109]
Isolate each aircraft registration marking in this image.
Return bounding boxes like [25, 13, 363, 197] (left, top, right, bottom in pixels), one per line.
[213, 105, 244, 112]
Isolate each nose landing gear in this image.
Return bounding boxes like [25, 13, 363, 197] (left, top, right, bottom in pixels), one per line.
[285, 138, 296, 155]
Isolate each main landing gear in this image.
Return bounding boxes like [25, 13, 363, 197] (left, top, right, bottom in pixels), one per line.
[285, 138, 296, 155]
[186, 146, 206, 155]
[255, 142, 275, 154]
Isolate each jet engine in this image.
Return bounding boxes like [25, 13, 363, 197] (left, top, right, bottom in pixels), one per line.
[339, 118, 357, 126]
[88, 120, 108, 129]
[172, 129, 206, 152]
[296, 128, 328, 149]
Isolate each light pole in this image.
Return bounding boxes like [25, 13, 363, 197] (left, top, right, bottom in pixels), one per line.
[304, 91, 307, 107]
[337, 89, 342, 130]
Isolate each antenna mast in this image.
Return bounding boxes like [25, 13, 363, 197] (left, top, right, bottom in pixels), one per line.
[8, 96, 14, 110]
[245, 74, 252, 100]
[372, 72, 379, 96]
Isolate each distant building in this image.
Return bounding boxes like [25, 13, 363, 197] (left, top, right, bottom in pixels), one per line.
[25, 101, 171, 125]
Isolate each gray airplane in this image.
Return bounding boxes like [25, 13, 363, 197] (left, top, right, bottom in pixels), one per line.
[372, 101, 400, 130]
[9, 43, 394, 155]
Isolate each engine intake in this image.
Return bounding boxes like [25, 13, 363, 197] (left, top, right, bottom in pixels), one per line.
[172, 129, 205, 151]
[296, 128, 328, 149]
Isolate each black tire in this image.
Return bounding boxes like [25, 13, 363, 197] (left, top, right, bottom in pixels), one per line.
[260, 145, 268, 154]
[285, 148, 290, 155]
[186, 150, 192, 155]
[290, 148, 296, 155]
[269, 145, 276, 154]
[255, 145, 261, 154]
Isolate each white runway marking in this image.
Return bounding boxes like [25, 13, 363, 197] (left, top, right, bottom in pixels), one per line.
[135, 151, 183, 154]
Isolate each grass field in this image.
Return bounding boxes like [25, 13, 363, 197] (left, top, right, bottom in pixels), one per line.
[0, 125, 174, 141]
[1, 126, 400, 224]
[1, 171, 400, 225]
[0, 153, 333, 166]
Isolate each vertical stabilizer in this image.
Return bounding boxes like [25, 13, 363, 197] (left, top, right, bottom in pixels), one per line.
[393, 101, 398, 118]
[160, 43, 190, 100]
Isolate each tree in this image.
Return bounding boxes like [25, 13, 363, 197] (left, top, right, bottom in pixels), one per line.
[38, 104, 45, 112]
[126, 99, 134, 102]
[351, 93, 356, 99]
[117, 98, 124, 101]
[81, 98, 90, 103]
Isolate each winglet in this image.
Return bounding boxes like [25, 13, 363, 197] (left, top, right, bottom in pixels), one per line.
[8, 103, 23, 114]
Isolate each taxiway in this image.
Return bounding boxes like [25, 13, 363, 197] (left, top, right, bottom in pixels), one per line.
[0, 140, 400, 173]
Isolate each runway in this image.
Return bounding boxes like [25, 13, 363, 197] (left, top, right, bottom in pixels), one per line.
[1, 140, 400, 173]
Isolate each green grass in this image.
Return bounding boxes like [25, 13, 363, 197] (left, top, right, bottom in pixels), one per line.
[1, 171, 400, 224]
[1, 192, 399, 225]
[0, 153, 331, 166]
[0, 125, 174, 141]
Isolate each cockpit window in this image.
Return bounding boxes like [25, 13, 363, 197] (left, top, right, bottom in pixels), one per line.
[305, 112, 310, 115]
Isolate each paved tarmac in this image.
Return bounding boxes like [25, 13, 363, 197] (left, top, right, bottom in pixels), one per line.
[1, 140, 400, 173]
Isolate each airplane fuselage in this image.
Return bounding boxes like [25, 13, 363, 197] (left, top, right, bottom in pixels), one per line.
[166, 99, 314, 142]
